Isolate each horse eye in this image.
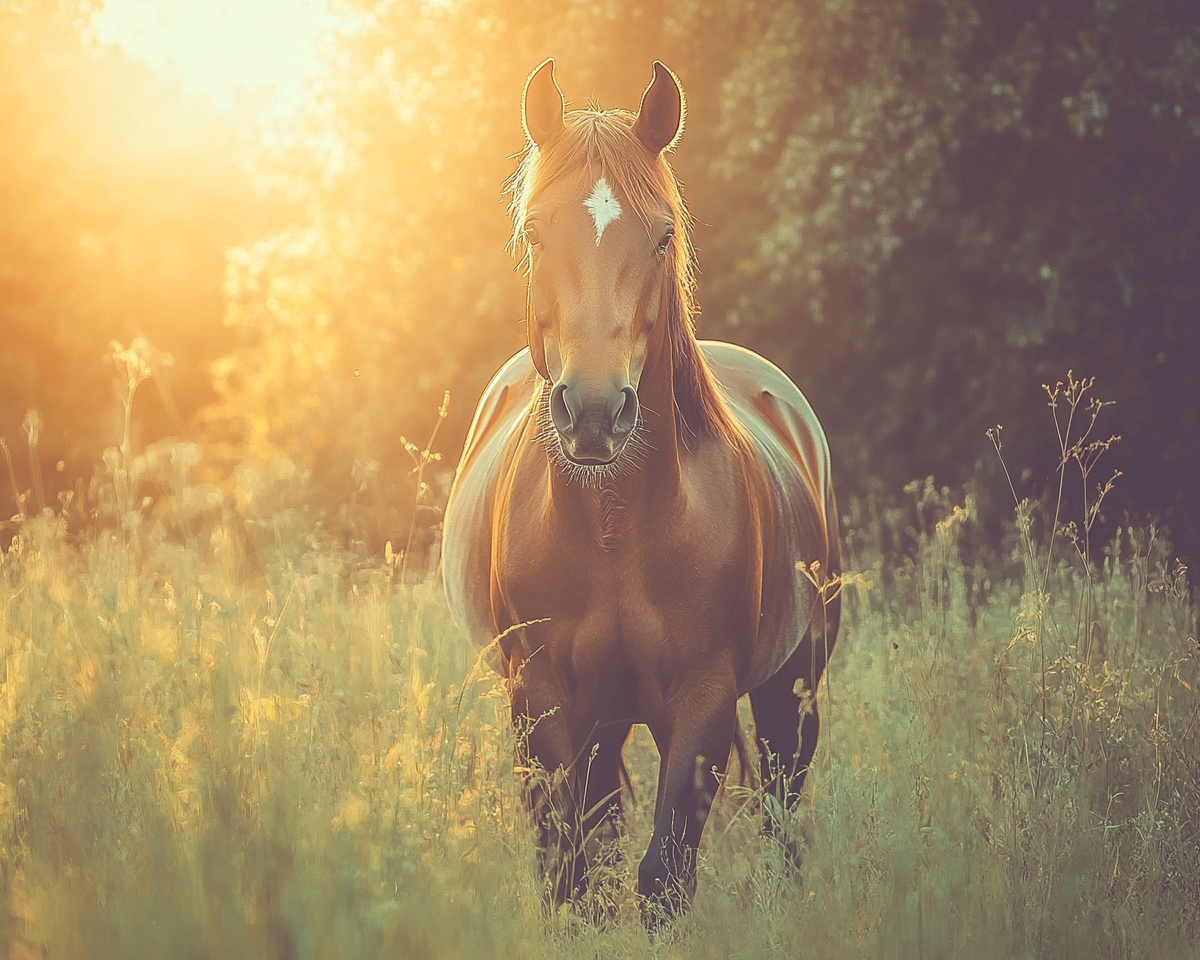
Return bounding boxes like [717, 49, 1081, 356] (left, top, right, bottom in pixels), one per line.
[524, 224, 541, 246]
[656, 230, 674, 257]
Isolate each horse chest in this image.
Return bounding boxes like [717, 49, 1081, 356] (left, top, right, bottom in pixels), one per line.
[495, 475, 750, 632]
[495, 498, 649, 618]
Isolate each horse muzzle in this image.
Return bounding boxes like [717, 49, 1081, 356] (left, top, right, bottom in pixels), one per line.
[549, 381, 639, 465]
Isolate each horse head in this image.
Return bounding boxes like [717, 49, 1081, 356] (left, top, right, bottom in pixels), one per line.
[513, 59, 688, 469]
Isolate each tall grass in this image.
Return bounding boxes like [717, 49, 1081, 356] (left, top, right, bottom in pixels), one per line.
[0, 369, 1196, 957]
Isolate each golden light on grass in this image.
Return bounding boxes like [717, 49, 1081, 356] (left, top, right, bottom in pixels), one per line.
[1, 364, 1197, 956]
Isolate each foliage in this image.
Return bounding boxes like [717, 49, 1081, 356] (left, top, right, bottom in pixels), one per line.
[0, 0, 269, 508]
[704, 0, 1200, 553]
[3, 1, 1196, 559]
[195, 0, 1200, 561]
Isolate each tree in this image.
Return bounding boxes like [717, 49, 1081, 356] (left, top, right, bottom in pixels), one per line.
[0, 0, 265, 517]
[207, 0, 1200, 561]
[703, 0, 1200, 559]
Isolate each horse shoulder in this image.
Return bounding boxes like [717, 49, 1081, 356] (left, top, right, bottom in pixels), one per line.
[456, 350, 541, 472]
[443, 349, 542, 649]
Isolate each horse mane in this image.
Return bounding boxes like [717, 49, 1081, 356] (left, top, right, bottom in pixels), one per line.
[505, 105, 740, 446]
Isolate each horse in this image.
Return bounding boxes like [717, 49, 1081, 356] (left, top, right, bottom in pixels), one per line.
[442, 58, 840, 922]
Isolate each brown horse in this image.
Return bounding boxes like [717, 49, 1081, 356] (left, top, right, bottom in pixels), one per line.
[442, 59, 840, 921]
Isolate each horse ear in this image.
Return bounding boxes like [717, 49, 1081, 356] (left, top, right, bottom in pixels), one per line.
[632, 61, 684, 154]
[522, 58, 564, 147]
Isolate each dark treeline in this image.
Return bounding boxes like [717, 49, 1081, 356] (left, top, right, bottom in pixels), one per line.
[3, 0, 1198, 567]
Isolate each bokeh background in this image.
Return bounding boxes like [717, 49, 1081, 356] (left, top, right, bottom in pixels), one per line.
[2, 0, 1198, 564]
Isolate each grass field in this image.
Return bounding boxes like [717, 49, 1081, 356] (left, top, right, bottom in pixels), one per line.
[1, 422, 1197, 958]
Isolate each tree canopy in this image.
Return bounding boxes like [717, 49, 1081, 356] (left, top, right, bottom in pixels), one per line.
[5, 0, 1198, 562]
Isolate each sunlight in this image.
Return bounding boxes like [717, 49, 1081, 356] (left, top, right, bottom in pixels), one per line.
[92, 0, 334, 110]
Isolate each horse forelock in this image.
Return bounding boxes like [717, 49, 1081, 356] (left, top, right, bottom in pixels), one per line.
[505, 107, 740, 447]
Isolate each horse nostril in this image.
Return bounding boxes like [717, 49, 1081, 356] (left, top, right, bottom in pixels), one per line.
[550, 381, 576, 435]
[610, 386, 639, 438]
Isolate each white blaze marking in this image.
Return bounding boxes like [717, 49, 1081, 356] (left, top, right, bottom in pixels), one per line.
[584, 178, 622, 246]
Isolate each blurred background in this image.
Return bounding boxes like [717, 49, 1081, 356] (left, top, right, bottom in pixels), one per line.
[2, 0, 1197, 567]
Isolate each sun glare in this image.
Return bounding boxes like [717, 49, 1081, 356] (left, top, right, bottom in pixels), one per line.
[91, 0, 334, 110]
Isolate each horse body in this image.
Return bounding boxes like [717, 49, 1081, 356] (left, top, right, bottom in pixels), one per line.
[441, 59, 840, 920]
[445, 341, 836, 696]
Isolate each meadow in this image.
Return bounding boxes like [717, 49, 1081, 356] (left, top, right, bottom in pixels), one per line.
[1, 374, 1197, 959]
[4, 2, 1198, 955]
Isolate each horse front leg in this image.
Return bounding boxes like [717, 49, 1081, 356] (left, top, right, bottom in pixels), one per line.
[573, 721, 633, 923]
[510, 677, 584, 908]
[637, 682, 738, 925]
